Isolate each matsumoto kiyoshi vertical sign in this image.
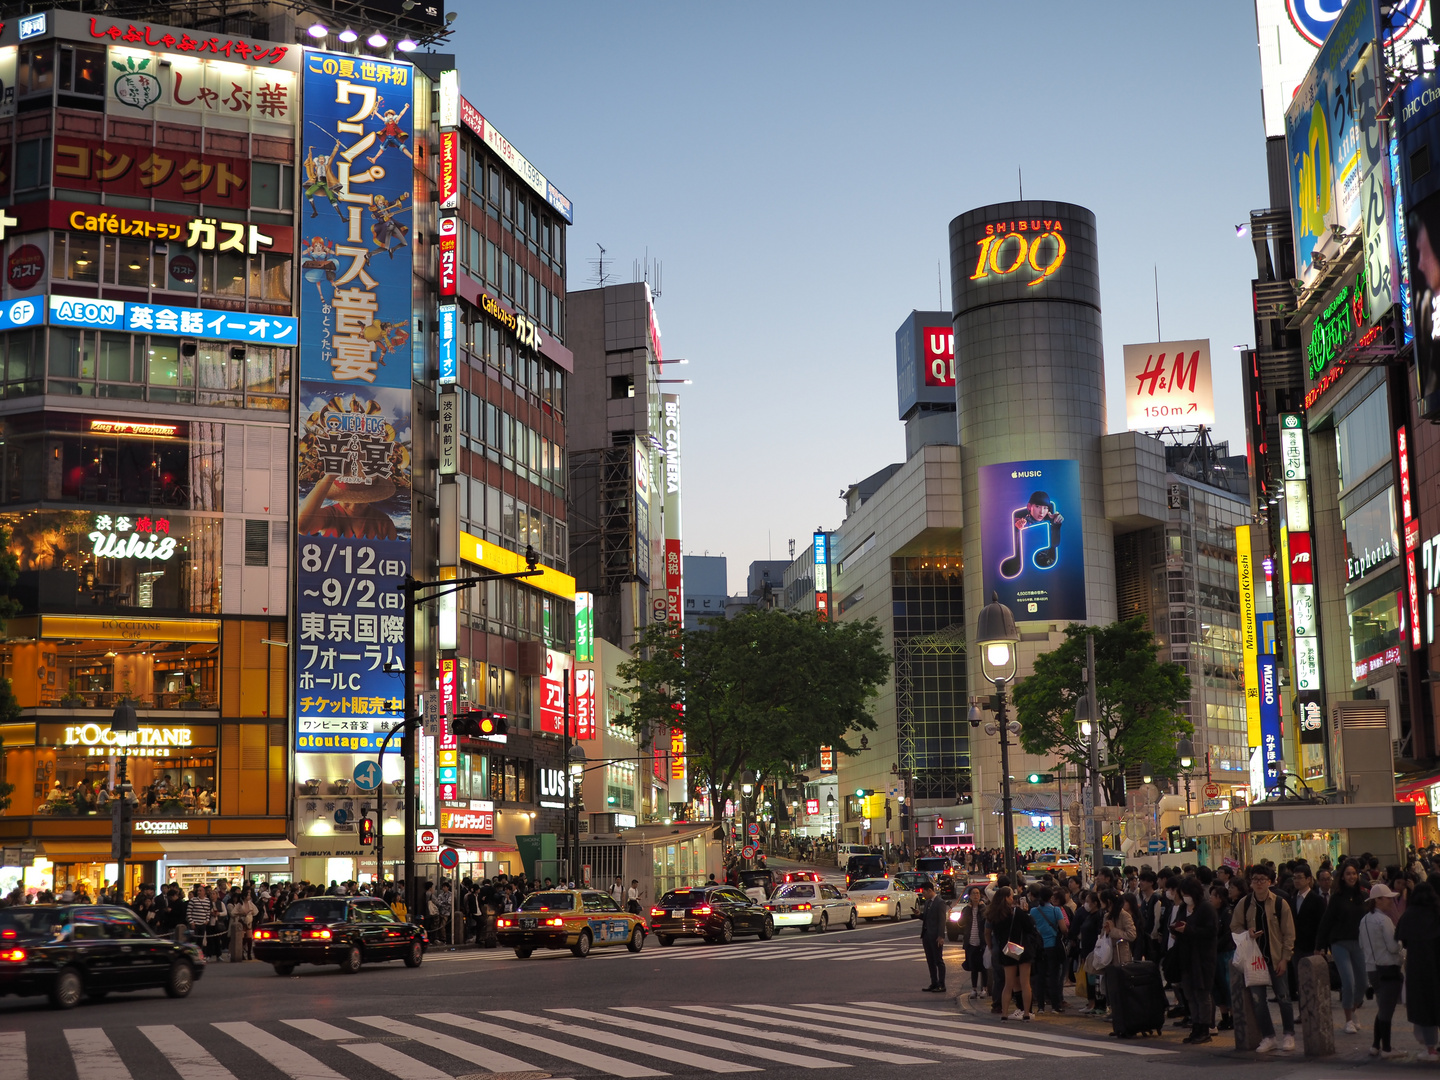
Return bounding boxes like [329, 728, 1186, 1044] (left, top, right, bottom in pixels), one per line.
[1236, 524, 1262, 746]
[1258, 654, 1283, 793]
[294, 51, 415, 754]
[978, 460, 1086, 622]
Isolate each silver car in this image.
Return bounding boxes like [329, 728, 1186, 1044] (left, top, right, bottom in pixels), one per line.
[764, 882, 857, 933]
[848, 877, 917, 922]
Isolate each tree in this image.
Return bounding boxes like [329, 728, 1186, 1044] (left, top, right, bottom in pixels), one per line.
[1010, 616, 1190, 805]
[0, 522, 19, 811]
[614, 608, 891, 822]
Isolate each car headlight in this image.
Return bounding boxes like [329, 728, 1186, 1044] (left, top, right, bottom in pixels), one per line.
[948, 910, 962, 921]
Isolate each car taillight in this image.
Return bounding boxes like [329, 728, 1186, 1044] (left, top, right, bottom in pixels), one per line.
[691, 905, 711, 915]
[545, 918, 564, 927]
[795, 903, 812, 911]
[254, 929, 271, 939]
[305, 929, 332, 939]
[0, 948, 25, 962]
[650, 907, 665, 917]
[0, 929, 14, 940]
[497, 918, 512, 928]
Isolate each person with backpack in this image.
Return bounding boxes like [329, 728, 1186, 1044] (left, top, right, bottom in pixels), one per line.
[1029, 886, 1069, 1014]
[1232, 864, 1296, 1054]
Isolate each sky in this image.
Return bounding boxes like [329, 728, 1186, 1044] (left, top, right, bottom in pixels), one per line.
[448, 1, 1271, 594]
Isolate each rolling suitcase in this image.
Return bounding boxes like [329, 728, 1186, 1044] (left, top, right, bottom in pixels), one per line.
[1104, 960, 1166, 1037]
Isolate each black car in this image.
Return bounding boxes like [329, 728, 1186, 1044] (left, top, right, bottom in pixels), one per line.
[648, 885, 774, 946]
[0, 904, 204, 1009]
[252, 897, 427, 975]
[845, 854, 887, 888]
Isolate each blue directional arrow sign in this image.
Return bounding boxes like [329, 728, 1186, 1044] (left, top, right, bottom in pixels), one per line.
[353, 760, 382, 792]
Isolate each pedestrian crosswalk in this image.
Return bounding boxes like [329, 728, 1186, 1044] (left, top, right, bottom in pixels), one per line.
[0, 1000, 1176, 1079]
[431, 936, 951, 965]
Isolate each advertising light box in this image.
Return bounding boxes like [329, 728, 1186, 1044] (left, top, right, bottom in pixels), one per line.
[978, 459, 1086, 622]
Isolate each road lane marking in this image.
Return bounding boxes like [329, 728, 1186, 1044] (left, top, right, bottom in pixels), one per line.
[336, 1042, 455, 1080]
[280, 1019, 361, 1041]
[352, 1017, 536, 1073]
[422, 1013, 666, 1078]
[850, 1000, 1177, 1055]
[64, 1030, 128, 1079]
[544, 1009, 844, 1071]
[671, 1005, 1017, 1062]
[730, 1004, 1096, 1058]
[212, 1022, 349, 1080]
[139, 1026, 238, 1080]
[614, 1007, 935, 1064]
[481, 1011, 755, 1074]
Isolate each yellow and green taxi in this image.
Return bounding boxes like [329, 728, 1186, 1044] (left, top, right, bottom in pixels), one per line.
[496, 889, 647, 959]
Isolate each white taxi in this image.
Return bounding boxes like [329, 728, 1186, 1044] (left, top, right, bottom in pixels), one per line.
[848, 877, 916, 922]
[763, 881, 857, 933]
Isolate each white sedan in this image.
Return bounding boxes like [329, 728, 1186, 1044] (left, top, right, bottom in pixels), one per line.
[848, 878, 916, 922]
[764, 882, 857, 933]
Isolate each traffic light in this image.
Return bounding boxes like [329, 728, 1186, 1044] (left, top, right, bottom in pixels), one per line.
[854, 788, 874, 797]
[1026, 772, 1055, 784]
[110, 794, 132, 861]
[358, 816, 375, 846]
[452, 709, 509, 738]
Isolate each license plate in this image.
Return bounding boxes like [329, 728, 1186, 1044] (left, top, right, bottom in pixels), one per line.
[521, 919, 536, 929]
[671, 910, 685, 918]
[282, 931, 299, 942]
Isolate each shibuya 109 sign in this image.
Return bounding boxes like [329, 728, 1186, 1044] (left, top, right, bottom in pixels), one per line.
[968, 218, 1067, 287]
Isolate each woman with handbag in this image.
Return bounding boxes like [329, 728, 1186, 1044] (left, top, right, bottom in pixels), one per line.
[987, 886, 1037, 1021]
[1318, 860, 1370, 1034]
[1360, 883, 1406, 1058]
[1076, 892, 1105, 1015]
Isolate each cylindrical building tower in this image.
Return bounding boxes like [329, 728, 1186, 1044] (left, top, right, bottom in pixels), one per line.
[948, 200, 1116, 696]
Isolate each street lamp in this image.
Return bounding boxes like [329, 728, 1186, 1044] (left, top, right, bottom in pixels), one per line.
[1176, 736, 1195, 813]
[970, 593, 1020, 880]
[1141, 762, 1153, 786]
[826, 791, 836, 845]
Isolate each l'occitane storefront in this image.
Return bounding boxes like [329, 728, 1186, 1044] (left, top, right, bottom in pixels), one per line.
[0, 614, 294, 897]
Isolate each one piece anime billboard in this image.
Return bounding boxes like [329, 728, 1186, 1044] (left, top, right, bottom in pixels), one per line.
[295, 51, 415, 753]
[978, 459, 1087, 622]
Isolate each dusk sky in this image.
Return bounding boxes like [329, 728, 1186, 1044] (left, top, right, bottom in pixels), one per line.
[449, 1, 1267, 592]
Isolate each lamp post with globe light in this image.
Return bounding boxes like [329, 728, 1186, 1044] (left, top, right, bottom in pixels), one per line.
[1176, 736, 1195, 815]
[968, 593, 1021, 880]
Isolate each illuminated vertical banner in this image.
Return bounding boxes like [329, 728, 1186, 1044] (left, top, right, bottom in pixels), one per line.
[814, 531, 830, 621]
[575, 592, 595, 662]
[1258, 655, 1282, 793]
[438, 659, 458, 802]
[575, 668, 596, 740]
[1236, 524, 1262, 746]
[661, 393, 687, 805]
[295, 51, 415, 754]
[1400, 426, 1423, 648]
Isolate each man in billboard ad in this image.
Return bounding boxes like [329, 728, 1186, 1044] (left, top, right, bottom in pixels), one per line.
[978, 460, 1086, 621]
[1408, 189, 1440, 418]
[294, 51, 415, 755]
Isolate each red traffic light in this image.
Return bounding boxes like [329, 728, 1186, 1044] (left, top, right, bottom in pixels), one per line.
[452, 709, 509, 739]
[358, 817, 375, 846]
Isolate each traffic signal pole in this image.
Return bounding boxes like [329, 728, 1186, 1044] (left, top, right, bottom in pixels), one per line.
[396, 558, 542, 919]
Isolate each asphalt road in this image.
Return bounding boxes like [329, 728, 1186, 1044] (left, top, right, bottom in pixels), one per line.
[0, 904, 1416, 1080]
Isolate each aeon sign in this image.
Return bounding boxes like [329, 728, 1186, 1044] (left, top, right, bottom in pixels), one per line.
[969, 219, 1066, 287]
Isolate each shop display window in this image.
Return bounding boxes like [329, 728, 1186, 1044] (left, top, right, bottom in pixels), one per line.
[1347, 568, 1404, 677]
[1, 508, 221, 616]
[1, 638, 217, 711]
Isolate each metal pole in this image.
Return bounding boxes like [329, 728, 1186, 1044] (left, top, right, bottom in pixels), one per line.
[403, 575, 418, 920]
[998, 679, 1017, 880]
[563, 676, 572, 886]
[116, 752, 128, 899]
[1087, 632, 1102, 883]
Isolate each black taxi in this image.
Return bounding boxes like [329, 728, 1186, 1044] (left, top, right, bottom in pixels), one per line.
[252, 896, 427, 975]
[0, 904, 204, 1008]
[497, 889, 647, 958]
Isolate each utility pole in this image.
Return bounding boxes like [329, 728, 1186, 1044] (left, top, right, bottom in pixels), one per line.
[1086, 632, 1103, 882]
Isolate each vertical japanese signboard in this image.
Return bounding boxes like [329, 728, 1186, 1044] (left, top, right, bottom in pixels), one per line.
[1236, 524, 1262, 747]
[814, 531, 830, 621]
[662, 393, 687, 805]
[1400, 426, 1422, 648]
[295, 51, 415, 753]
[1259, 654, 1283, 794]
[438, 658, 458, 802]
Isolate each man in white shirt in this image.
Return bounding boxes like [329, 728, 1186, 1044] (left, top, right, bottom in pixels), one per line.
[609, 878, 624, 904]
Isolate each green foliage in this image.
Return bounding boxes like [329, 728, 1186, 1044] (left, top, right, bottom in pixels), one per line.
[1011, 616, 1190, 804]
[615, 609, 891, 817]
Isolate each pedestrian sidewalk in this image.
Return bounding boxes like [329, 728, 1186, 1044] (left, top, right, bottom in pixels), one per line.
[948, 982, 1434, 1062]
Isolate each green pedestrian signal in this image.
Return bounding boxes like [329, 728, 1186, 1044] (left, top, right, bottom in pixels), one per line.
[1026, 772, 1054, 784]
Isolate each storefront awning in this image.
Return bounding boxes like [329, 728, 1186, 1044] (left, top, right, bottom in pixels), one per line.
[40, 840, 167, 860]
[446, 840, 520, 858]
[161, 840, 296, 861]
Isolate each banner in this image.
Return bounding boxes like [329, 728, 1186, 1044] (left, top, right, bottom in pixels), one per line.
[1122, 339, 1215, 429]
[1237, 524, 1262, 746]
[978, 459, 1087, 621]
[1259, 654, 1283, 793]
[294, 50, 415, 753]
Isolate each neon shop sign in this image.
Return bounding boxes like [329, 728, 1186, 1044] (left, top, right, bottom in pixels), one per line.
[89, 514, 177, 561]
[1307, 267, 1370, 381]
[969, 219, 1066, 287]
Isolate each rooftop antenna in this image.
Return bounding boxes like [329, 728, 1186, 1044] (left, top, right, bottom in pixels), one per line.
[1154, 264, 1161, 340]
[590, 243, 609, 287]
[938, 260, 943, 308]
[1018, 166, 1023, 200]
[788, 538, 796, 559]
[632, 248, 663, 301]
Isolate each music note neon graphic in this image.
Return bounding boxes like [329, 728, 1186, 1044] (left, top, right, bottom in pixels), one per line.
[998, 491, 1064, 579]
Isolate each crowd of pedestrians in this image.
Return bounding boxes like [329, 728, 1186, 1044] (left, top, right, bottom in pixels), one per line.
[945, 850, 1440, 1058]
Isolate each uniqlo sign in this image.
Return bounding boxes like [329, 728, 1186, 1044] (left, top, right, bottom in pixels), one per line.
[922, 326, 955, 386]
